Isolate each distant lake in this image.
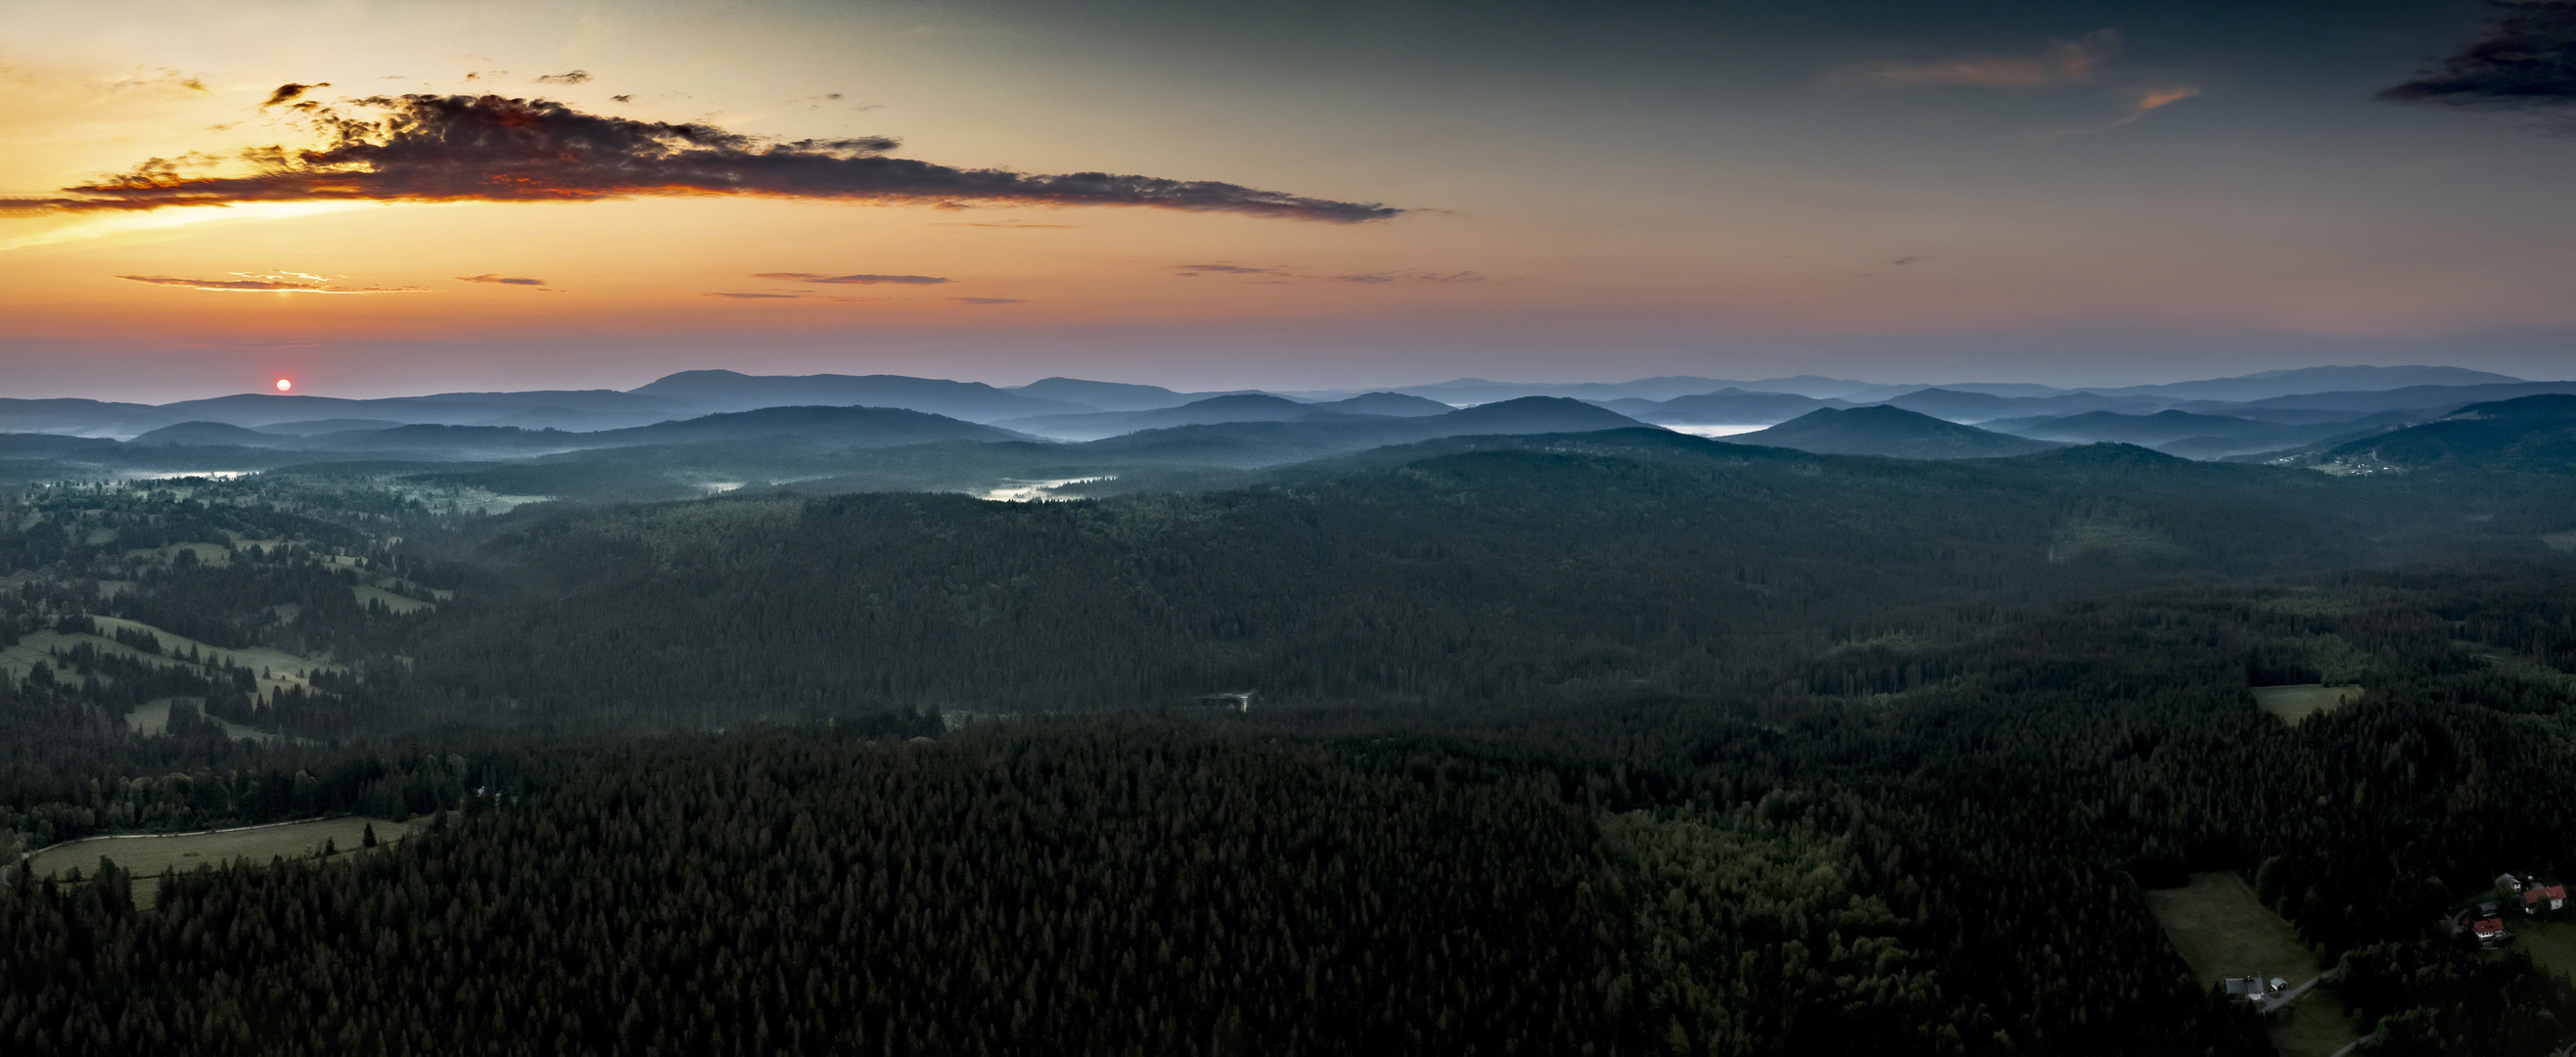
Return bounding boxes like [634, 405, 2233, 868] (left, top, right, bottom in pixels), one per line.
[1662, 424, 1767, 438]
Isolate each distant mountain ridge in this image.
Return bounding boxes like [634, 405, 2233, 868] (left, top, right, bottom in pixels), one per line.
[1739, 405, 2065, 459]
[4, 365, 2562, 457]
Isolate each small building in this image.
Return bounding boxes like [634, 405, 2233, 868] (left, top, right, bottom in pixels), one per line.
[2473, 909, 2510, 945]
[2526, 884, 2568, 914]
[2222, 977, 2267, 1001]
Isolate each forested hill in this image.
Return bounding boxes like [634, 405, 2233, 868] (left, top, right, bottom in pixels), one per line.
[365, 432, 2567, 726]
[12, 439, 2576, 1053]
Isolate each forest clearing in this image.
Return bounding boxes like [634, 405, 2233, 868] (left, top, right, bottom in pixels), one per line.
[2145, 872, 2359, 1056]
[25, 816, 411, 908]
[2251, 684, 2360, 726]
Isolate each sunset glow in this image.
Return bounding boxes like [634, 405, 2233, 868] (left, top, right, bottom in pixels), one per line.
[275, 378, 292, 392]
[1, 1, 2569, 401]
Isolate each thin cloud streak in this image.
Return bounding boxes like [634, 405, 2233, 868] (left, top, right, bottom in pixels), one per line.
[751, 271, 948, 285]
[118, 272, 424, 294]
[1175, 263, 1488, 284]
[2034, 85, 2201, 138]
[7, 92, 1403, 223]
[455, 273, 546, 286]
[1833, 30, 2117, 90]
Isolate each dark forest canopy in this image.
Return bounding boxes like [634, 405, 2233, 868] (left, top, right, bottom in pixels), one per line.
[2, 433, 2576, 1053]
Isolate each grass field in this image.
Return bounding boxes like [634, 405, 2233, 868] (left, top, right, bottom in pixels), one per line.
[2507, 916, 2576, 979]
[2145, 871, 2319, 987]
[2252, 684, 2359, 726]
[352, 583, 433, 614]
[123, 697, 291, 744]
[0, 617, 337, 705]
[2142, 871, 2358, 1057]
[25, 816, 412, 909]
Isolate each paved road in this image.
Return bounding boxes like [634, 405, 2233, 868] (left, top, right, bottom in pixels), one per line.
[2257, 964, 2341, 1015]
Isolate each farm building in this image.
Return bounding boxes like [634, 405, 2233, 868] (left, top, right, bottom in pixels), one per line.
[2472, 905, 2510, 945]
[2495, 872, 2565, 914]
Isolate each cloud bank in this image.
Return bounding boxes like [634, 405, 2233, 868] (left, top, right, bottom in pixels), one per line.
[2381, 1, 2576, 109]
[11, 92, 1402, 222]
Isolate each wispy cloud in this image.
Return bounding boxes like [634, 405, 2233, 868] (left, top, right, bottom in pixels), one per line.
[1174, 263, 1288, 277]
[952, 297, 1024, 304]
[533, 70, 591, 85]
[8, 91, 1402, 222]
[751, 271, 948, 285]
[2381, 1, 2576, 112]
[118, 271, 424, 294]
[705, 292, 804, 299]
[2035, 85, 2202, 138]
[1176, 262, 1488, 284]
[1332, 269, 1487, 284]
[932, 218, 1075, 229]
[1833, 30, 2117, 90]
[455, 273, 546, 286]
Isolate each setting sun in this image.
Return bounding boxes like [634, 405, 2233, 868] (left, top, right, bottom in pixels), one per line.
[275, 378, 292, 392]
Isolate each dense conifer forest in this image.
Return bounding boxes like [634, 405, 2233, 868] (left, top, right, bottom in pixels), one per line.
[5, 433, 2576, 1053]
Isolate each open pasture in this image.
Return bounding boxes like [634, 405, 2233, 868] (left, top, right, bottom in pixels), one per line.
[26, 817, 411, 909]
[2142, 871, 2357, 1057]
[352, 583, 433, 614]
[2144, 871, 2318, 988]
[124, 697, 287, 744]
[2251, 684, 2358, 726]
[2504, 917, 2576, 980]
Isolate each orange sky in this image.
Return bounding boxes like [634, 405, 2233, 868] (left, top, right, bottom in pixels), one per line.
[6, 0, 2573, 399]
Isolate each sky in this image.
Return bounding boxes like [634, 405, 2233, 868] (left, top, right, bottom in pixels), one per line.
[4, 0, 2574, 401]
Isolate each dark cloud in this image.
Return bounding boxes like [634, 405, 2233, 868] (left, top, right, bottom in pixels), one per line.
[611, 94, 633, 103]
[1892, 255, 1930, 265]
[751, 271, 948, 285]
[260, 82, 327, 108]
[2381, 1, 2576, 108]
[118, 272, 423, 294]
[12, 93, 1401, 222]
[455, 273, 546, 286]
[952, 297, 1025, 304]
[533, 70, 591, 84]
